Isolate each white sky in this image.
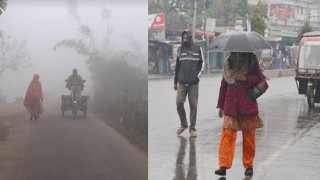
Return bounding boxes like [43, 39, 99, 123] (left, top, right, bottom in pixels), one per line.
[0, 0, 147, 102]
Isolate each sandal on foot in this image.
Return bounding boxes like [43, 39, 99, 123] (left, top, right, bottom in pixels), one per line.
[177, 127, 187, 135]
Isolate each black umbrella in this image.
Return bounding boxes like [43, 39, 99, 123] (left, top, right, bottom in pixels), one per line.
[208, 31, 272, 52]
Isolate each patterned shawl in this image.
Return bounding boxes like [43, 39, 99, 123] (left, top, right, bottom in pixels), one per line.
[223, 53, 253, 84]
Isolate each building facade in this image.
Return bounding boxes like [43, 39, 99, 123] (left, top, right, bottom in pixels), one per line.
[267, 0, 319, 28]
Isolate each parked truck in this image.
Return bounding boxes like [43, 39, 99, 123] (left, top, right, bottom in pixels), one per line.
[295, 31, 320, 107]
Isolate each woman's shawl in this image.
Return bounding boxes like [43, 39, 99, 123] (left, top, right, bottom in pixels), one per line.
[223, 53, 253, 84]
[24, 80, 43, 107]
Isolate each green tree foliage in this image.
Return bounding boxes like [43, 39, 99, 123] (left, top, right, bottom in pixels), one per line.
[206, 0, 233, 26]
[249, 7, 266, 36]
[149, 0, 210, 30]
[148, 0, 247, 31]
[0, 30, 31, 74]
[249, 1, 267, 18]
[201, 0, 249, 26]
[149, 0, 192, 30]
[0, 0, 8, 15]
[236, 0, 250, 19]
[298, 21, 313, 41]
[148, 0, 162, 14]
[149, 0, 267, 31]
[166, 12, 187, 30]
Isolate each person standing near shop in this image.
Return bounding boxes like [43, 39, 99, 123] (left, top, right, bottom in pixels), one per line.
[174, 29, 204, 138]
[156, 46, 164, 74]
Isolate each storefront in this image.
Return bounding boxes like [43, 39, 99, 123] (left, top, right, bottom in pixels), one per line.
[148, 40, 179, 74]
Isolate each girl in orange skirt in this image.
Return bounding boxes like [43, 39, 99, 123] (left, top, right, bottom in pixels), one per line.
[215, 52, 268, 177]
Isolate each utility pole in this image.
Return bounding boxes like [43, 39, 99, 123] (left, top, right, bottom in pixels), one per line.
[192, 0, 197, 41]
[317, 0, 320, 30]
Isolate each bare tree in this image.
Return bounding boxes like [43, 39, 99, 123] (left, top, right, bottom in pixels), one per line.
[53, 25, 96, 57]
[0, 30, 31, 74]
[100, 5, 113, 50]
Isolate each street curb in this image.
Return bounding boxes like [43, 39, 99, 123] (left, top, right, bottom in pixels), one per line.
[262, 69, 295, 78]
[148, 69, 296, 80]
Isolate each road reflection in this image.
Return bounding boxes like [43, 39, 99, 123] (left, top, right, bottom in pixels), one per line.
[295, 107, 320, 130]
[217, 177, 226, 180]
[174, 136, 197, 180]
[149, 77, 320, 179]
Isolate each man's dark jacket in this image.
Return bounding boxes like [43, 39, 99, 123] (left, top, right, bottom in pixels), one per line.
[174, 31, 204, 86]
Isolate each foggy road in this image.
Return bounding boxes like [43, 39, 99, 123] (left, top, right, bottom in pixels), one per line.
[149, 75, 320, 180]
[0, 99, 147, 180]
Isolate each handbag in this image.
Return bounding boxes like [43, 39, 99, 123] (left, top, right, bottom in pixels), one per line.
[249, 80, 268, 99]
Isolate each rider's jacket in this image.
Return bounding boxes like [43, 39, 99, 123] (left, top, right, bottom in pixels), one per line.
[66, 74, 84, 88]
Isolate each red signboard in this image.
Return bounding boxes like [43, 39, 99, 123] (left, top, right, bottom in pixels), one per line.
[148, 13, 165, 29]
[269, 4, 295, 21]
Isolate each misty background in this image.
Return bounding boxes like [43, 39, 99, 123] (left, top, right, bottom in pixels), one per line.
[0, 0, 146, 101]
[0, 0, 147, 149]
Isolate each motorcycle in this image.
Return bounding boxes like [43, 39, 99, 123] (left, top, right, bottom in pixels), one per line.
[61, 80, 89, 119]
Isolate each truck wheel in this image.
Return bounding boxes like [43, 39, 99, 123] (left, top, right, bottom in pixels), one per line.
[307, 85, 315, 108]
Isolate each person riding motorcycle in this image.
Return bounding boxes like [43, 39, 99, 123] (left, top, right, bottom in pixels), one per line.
[66, 69, 84, 97]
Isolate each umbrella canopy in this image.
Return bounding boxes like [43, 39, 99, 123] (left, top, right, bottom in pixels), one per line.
[208, 31, 272, 52]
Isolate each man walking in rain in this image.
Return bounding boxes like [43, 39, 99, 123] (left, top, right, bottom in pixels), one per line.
[174, 30, 204, 138]
[215, 52, 267, 177]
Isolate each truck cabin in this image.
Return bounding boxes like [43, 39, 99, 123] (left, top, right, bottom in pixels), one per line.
[297, 31, 320, 75]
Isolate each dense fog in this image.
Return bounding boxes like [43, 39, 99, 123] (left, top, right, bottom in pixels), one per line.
[0, 0, 147, 102]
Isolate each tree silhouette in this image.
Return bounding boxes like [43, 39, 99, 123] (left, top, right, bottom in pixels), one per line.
[0, 0, 8, 15]
[298, 21, 313, 41]
[0, 30, 31, 74]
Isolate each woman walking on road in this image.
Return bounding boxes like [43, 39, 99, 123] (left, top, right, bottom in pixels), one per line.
[215, 52, 268, 177]
[24, 73, 43, 120]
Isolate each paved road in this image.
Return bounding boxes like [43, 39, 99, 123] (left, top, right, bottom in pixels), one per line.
[0, 99, 147, 180]
[149, 75, 320, 180]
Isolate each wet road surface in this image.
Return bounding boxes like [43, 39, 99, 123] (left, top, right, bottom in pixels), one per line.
[0, 100, 147, 180]
[149, 75, 320, 180]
